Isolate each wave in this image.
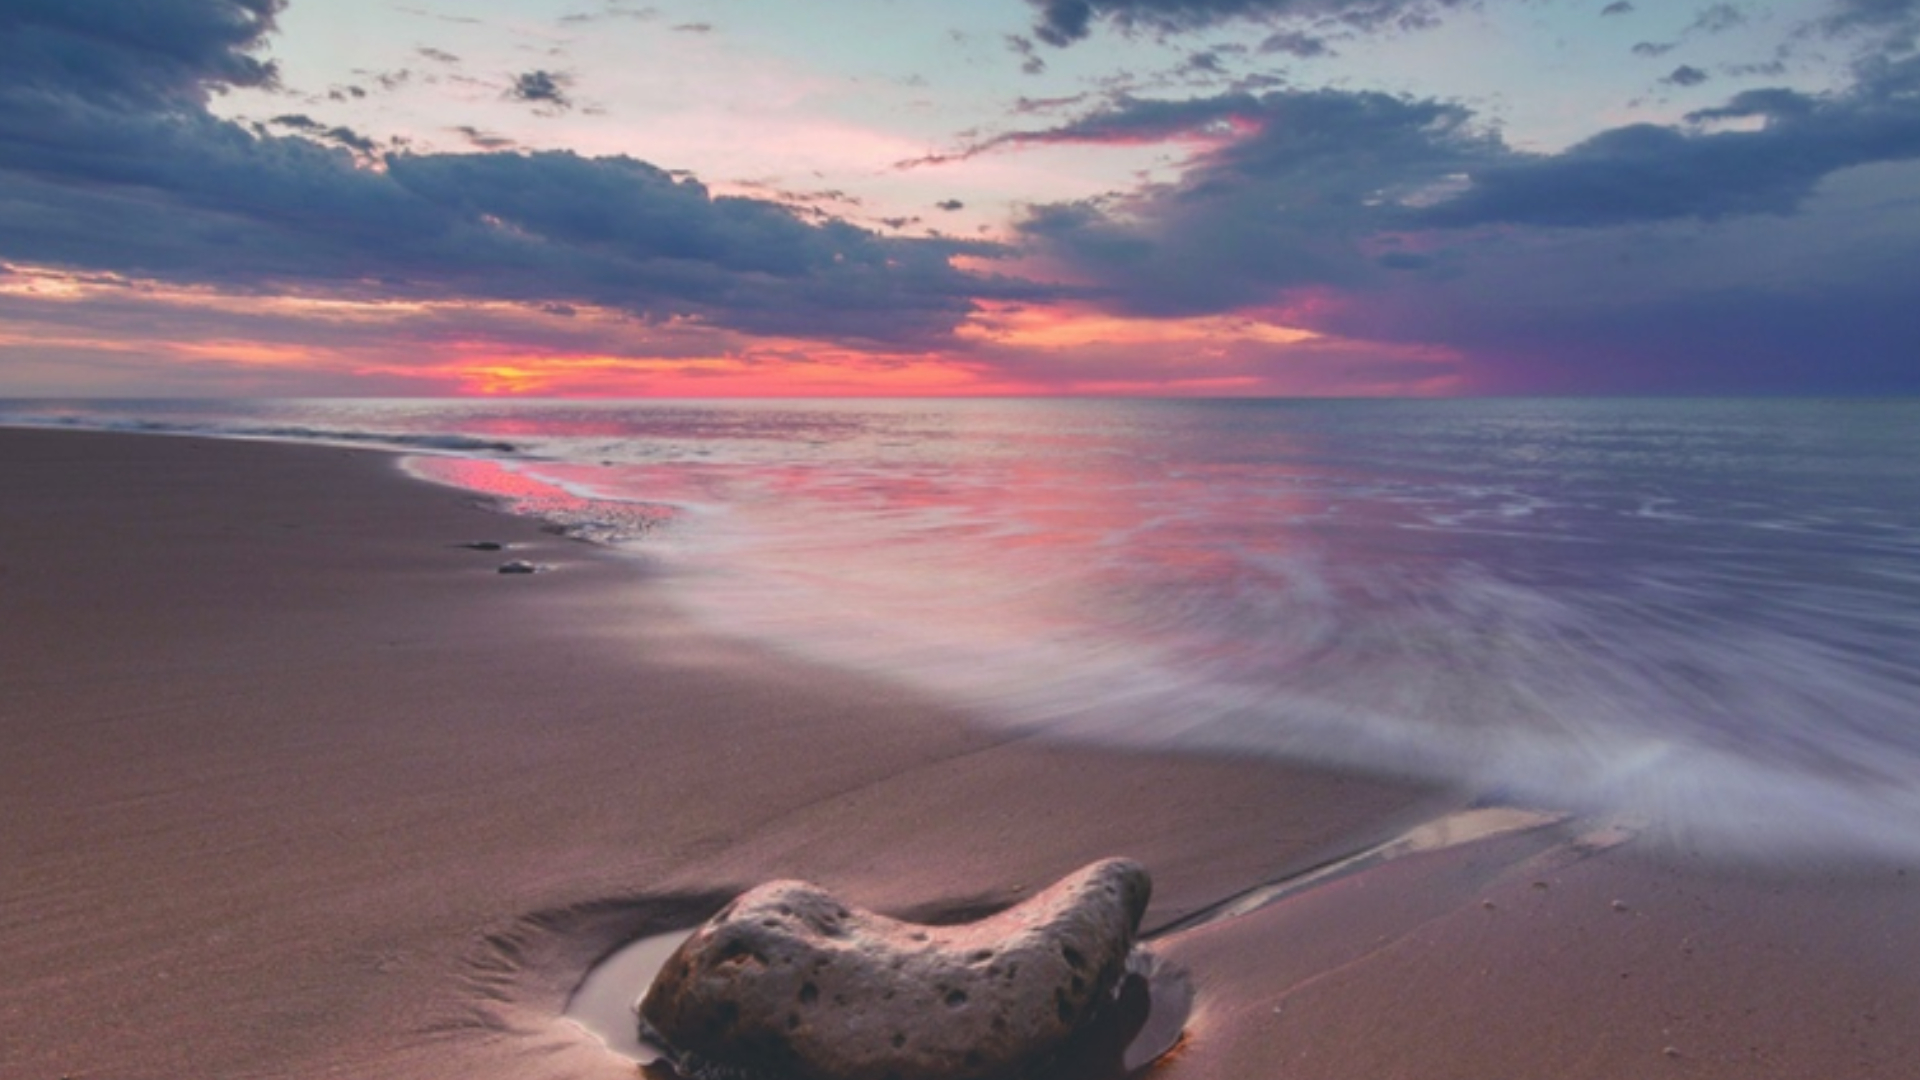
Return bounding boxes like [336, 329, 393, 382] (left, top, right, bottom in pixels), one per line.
[14, 396, 1920, 864]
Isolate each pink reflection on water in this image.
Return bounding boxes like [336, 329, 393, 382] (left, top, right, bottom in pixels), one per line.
[410, 456, 595, 513]
[406, 455, 677, 542]
[570, 422, 1340, 705]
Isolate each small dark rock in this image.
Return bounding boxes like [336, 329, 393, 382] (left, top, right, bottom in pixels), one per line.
[461, 540, 506, 551]
[497, 560, 538, 574]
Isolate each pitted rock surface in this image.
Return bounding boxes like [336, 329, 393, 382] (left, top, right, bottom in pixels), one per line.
[637, 858, 1152, 1080]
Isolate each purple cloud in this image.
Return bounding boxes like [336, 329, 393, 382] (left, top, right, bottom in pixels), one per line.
[0, 0, 1048, 352]
[1026, 0, 1466, 46]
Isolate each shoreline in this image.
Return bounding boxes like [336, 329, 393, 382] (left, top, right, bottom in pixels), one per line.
[4, 426, 1919, 1080]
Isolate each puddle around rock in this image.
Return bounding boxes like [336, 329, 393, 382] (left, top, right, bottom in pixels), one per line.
[565, 929, 690, 1063]
[562, 808, 1585, 1076]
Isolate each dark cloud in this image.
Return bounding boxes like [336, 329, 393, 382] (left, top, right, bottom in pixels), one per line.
[1012, 92, 1091, 113]
[1689, 3, 1746, 33]
[264, 113, 379, 154]
[1006, 34, 1048, 75]
[1821, 0, 1920, 37]
[508, 69, 572, 110]
[1026, 0, 1465, 47]
[1626, 4, 1752, 61]
[360, 67, 412, 92]
[997, 60, 1920, 390]
[417, 46, 460, 63]
[1601, 1, 1634, 14]
[1727, 56, 1789, 77]
[941, 92, 1282, 161]
[0, 0, 283, 106]
[1182, 49, 1227, 75]
[451, 124, 517, 150]
[1032, 0, 1094, 45]
[268, 112, 326, 132]
[1685, 86, 1820, 121]
[558, 2, 658, 25]
[937, 199, 966, 211]
[1260, 29, 1332, 56]
[0, 0, 1039, 351]
[1422, 59, 1920, 229]
[1663, 64, 1711, 86]
[672, 21, 713, 33]
[1010, 90, 1489, 311]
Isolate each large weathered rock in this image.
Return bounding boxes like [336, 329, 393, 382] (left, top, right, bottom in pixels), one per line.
[638, 858, 1152, 1080]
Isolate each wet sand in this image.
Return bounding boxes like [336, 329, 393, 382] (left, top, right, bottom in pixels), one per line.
[3, 427, 1918, 1080]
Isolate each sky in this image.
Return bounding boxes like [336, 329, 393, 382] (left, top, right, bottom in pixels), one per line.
[1, 0, 1918, 396]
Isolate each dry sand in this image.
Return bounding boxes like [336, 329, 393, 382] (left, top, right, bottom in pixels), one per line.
[2, 427, 1917, 1080]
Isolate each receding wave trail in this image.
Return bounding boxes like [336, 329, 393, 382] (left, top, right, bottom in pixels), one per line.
[13, 397, 1920, 859]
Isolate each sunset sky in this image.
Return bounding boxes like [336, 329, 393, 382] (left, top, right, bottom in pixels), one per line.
[3, 0, 1918, 396]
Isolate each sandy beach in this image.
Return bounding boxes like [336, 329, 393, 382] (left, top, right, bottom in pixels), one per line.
[4, 426, 1919, 1080]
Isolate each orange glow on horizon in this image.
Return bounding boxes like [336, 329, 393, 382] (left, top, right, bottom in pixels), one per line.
[394, 347, 1042, 398]
[960, 301, 1322, 351]
[3, 260, 1463, 398]
[168, 340, 319, 367]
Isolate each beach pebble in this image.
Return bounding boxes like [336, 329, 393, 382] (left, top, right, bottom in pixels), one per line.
[461, 540, 505, 551]
[496, 560, 538, 574]
[637, 858, 1152, 1080]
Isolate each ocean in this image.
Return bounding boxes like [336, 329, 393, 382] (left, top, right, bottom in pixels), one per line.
[9, 397, 1920, 859]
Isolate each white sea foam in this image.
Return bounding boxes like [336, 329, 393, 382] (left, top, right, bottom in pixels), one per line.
[15, 396, 1920, 861]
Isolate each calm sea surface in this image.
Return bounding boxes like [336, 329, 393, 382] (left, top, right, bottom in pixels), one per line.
[10, 398, 1920, 858]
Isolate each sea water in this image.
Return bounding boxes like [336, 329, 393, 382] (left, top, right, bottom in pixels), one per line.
[9, 397, 1920, 858]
